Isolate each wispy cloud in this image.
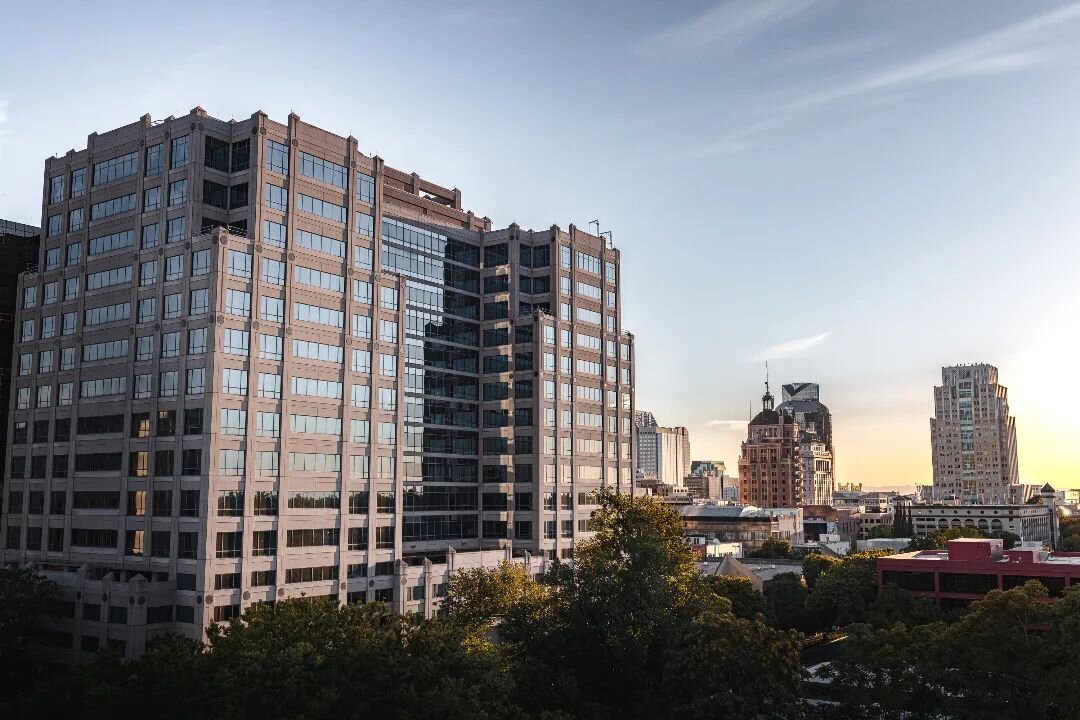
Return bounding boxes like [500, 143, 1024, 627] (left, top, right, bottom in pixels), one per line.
[785, 4, 1080, 112]
[691, 3, 1080, 157]
[705, 419, 748, 429]
[0, 100, 9, 137]
[755, 331, 831, 360]
[642, 0, 823, 56]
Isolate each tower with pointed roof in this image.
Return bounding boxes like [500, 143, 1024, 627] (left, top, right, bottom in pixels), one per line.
[738, 368, 803, 508]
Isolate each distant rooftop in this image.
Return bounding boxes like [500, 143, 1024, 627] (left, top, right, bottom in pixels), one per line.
[0, 219, 39, 237]
[680, 505, 799, 519]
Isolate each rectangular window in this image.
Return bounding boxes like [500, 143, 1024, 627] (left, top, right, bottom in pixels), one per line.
[263, 219, 287, 249]
[93, 151, 138, 186]
[262, 258, 286, 285]
[190, 288, 209, 315]
[299, 151, 348, 188]
[356, 172, 375, 204]
[222, 368, 248, 395]
[298, 193, 346, 223]
[259, 334, 283, 360]
[145, 143, 162, 176]
[266, 139, 289, 174]
[261, 296, 284, 323]
[258, 373, 281, 398]
[143, 186, 161, 212]
[90, 194, 136, 221]
[88, 229, 135, 256]
[264, 183, 288, 212]
[227, 250, 252, 278]
[170, 136, 189, 168]
[164, 293, 182, 319]
[165, 254, 183, 281]
[225, 289, 251, 317]
[167, 217, 186, 244]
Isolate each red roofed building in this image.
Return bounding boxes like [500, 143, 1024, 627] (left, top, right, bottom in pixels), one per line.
[877, 538, 1080, 611]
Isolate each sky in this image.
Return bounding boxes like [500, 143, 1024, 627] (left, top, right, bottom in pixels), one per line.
[2, 0, 1080, 490]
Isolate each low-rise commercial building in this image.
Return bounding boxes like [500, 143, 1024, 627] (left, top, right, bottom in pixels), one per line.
[907, 503, 1054, 545]
[680, 504, 802, 549]
[877, 538, 1080, 610]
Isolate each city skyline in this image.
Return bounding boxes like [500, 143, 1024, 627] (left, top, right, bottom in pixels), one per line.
[3, 1, 1080, 489]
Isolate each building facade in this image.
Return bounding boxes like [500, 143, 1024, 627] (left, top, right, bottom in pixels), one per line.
[0, 107, 635, 657]
[930, 364, 1019, 503]
[738, 383, 802, 507]
[634, 414, 690, 487]
[907, 503, 1054, 546]
[878, 538, 1080, 610]
[0, 220, 41, 504]
[680, 504, 803, 549]
[777, 382, 834, 507]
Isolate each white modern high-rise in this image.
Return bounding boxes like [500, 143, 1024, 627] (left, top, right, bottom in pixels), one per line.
[634, 412, 690, 486]
[930, 364, 1019, 503]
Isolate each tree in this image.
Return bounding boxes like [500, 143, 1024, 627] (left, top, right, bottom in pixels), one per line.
[906, 526, 982, 550]
[497, 491, 803, 719]
[0, 568, 58, 688]
[892, 503, 913, 538]
[806, 552, 889, 628]
[702, 575, 768, 620]
[444, 561, 548, 628]
[750, 537, 794, 559]
[1058, 511, 1080, 550]
[801, 553, 839, 591]
[826, 582, 1080, 720]
[867, 524, 894, 539]
[763, 572, 815, 633]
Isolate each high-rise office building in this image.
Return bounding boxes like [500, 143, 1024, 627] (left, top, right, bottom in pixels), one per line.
[930, 364, 1018, 503]
[0, 107, 635, 657]
[633, 411, 690, 486]
[738, 382, 802, 507]
[776, 382, 834, 506]
[0, 220, 41, 509]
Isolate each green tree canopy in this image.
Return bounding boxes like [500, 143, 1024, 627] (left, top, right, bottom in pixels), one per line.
[702, 575, 768, 620]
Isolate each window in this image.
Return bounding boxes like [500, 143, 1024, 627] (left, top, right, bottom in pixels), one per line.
[159, 371, 178, 397]
[50, 174, 64, 203]
[264, 183, 288, 211]
[356, 171, 375, 203]
[64, 277, 79, 300]
[293, 339, 343, 364]
[298, 193, 346, 223]
[219, 449, 245, 476]
[263, 220, 286, 249]
[170, 136, 189, 168]
[184, 408, 204, 434]
[260, 334, 283, 360]
[294, 302, 343, 328]
[352, 349, 371, 373]
[354, 245, 374, 270]
[353, 280, 373, 304]
[143, 186, 161, 212]
[252, 531, 277, 556]
[261, 296, 284, 322]
[71, 167, 86, 198]
[167, 217, 186, 244]
[217, 490, 244, 516]
[225, 289, 251, 317]
[223, 329, 249, 356]
[145, 143, 162, 176]
[222, 367, 248, 395]
[62, 313, 77, 336]
[140, 260, 158, 286]
[220, 408, 246, 436]
[262, 258, 285, 285]
[380, 354, 397, 377]
[227, 250, 252, 279]
[137, 297, 155, 323]
[351, 384, 370, 408]
[182, 450, 202, 476]
[356, 212, 374, 237]
[378, 387, 395, 411]
[89, 229, 135, 256]
[160, 332, 180, 358]
[379, 319, 398, 344]
[68, 208, 84, 232]
[93, 151, 138, 185]
[164, 293, 182, 319]
[216, 531, 242, 558]
[187, 367, 206, 394]
[258, 372, 281, 398]
[299, 151, 348, 188]
[291, 376, 342, 399]
[257, 411, 280, 437]
[90, 194, 136, 221]
[296, 265, 344, 292]
[190, 288, 209, 315]
[86, 265, 132, 291]
[266, 139, 289, 174]
[165, 254, 183, 281]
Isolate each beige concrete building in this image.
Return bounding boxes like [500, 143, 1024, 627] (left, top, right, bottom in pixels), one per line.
[930, 364, 1019, 503]
[0, 107, 634, 658]
[635, 415, 690, 487]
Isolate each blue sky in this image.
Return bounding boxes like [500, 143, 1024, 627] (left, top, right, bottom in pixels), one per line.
[3, 0, 1080, 489]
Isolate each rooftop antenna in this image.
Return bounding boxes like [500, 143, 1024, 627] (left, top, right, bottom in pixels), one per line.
[601, 230, 613, 249]
[762, 362, 774, 411]
[588, 219, 600, 236]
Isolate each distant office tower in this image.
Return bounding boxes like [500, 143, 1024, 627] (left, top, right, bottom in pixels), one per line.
[777, 382, 834, 506]
[0, 220, 41, 507]
[738, 382, 802, 507]
[634, 412, 690, 486]
[930, 364, 1018, 503]
[0, 107, 635, 657]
